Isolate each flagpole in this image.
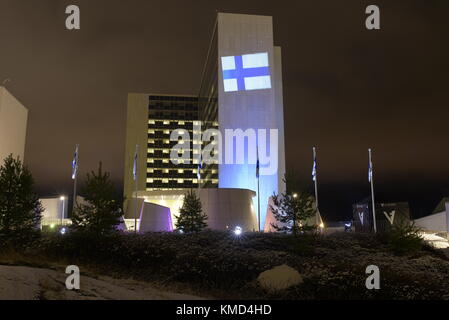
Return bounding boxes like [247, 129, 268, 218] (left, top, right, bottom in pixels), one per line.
[134, 144, 139, 234]
[256, 145, 261, 232]
[257, 177, 261, 232]
[72, 144, 79, 213]
[313, 147, 319, 226]
[369, 148, 377, 233]
[197, 154, 201, 195]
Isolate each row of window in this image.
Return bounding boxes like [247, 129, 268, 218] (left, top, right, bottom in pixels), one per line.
[146, 178, 219, 185]
[149, 96, 198, 102]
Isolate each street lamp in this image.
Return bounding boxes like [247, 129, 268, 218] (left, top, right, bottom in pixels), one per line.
[293, 193, 298, 199]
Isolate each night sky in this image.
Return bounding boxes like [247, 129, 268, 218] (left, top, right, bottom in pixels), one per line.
[1, 0, 448, 221]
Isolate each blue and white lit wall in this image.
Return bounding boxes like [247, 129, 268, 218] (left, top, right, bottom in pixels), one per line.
[217, 13, 286, 231]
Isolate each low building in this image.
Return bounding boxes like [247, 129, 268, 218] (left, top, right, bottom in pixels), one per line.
[40, 196, 70, 229]
[353, 199, 411, 233]
[414, 197, 449, 238]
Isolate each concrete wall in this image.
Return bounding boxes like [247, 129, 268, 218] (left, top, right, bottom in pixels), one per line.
[200, 188, 257, 231]
[123, 94, 148, 205]
[217, 13, 285, 231]
[414, 210, 448, 233]
[446, 202, 449, 234]
[0, 87, 28, 163]
[127, 188, 257, 232]
[139, 202, 173, 233]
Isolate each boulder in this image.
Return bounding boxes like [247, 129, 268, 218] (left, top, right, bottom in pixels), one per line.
[257, 264, 303, 291]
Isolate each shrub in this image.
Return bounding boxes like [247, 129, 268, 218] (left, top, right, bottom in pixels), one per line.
[384, 221, 424, 256]
[175, 190, 207, 233]
[0, 155, 42, 243]
[71, 162, 122, 235]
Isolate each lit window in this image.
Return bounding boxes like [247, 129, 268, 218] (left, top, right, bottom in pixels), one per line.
[178, 179, 184, 184]
[178, 169, 184, 174]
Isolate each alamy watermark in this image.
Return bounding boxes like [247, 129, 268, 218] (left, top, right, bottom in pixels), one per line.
[169, 123, 279, 176]
[65, 265, 80, 290]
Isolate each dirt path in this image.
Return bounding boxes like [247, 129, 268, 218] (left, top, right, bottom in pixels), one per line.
[0, 265, 203, 300]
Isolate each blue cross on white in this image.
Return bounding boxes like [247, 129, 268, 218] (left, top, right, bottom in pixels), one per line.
[221, 52, 271, 92]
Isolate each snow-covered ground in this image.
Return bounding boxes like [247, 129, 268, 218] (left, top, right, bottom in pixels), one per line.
[0, 265, 203, 300]
[420, 233, 449, 249]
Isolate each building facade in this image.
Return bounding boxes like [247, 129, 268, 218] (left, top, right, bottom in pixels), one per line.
[124, 13, 286, 232]
[0, 86, 28, 163]
[414, 197, 449, 238]
[200, 13, 286, 230]
[124, 94, 218, 203]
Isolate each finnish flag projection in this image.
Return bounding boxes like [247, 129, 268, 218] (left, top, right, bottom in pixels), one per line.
[221, 52, 272, 92]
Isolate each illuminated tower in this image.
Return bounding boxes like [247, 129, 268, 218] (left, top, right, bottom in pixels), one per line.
[200, 13, 286, 230]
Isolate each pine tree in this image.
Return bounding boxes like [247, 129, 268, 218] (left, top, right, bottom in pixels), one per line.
[175, 190, 207, 233]
[270, 175, 316, 236]
[71, 162, 122, 235]
[0, 155, 43, 238]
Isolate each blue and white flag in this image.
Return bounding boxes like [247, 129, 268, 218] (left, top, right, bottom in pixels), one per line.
[368, 153, 373, 183]
[221, 52, 271, 92]
[256, 157, 260, 179]
[256, 145, 260, 179]
[312, 148, 317, 182]
[197, 155, 203, 180]
[71, 145, 79, 180]
[133, 145, 138, 181]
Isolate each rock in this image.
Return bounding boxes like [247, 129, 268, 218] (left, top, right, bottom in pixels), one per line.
[257, 264, 303, 291]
